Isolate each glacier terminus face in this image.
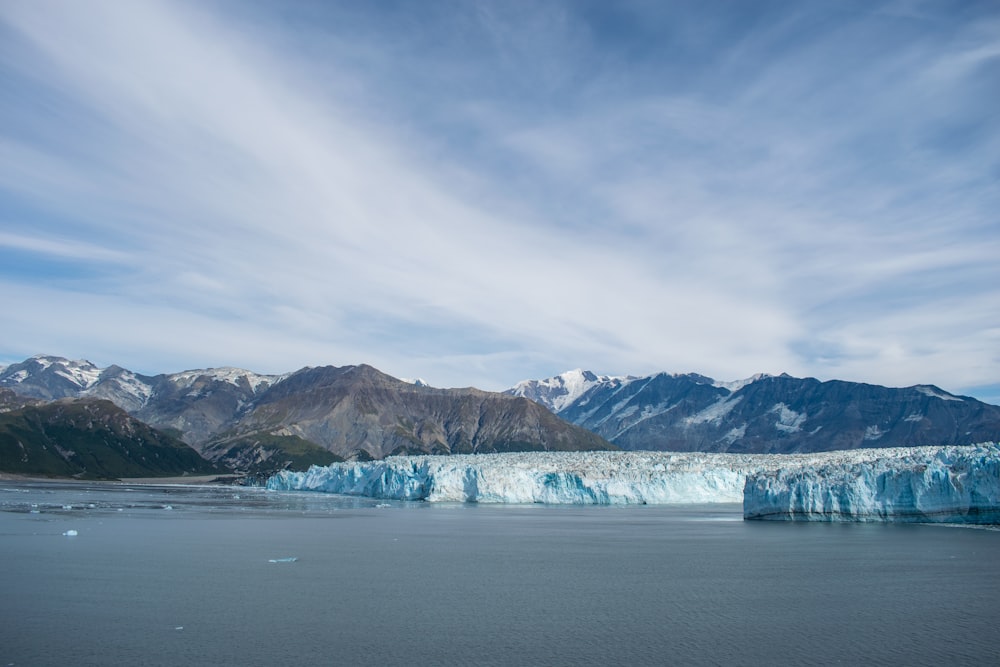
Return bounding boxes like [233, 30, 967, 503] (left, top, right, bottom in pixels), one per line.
[266, 444, 1000, 523]
[266, 451, 772, 505]
[743, 443, 1000, 523]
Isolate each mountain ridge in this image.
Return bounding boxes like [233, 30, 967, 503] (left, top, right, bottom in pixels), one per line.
[4, 355, 999, 465]
[507, 370, 1000, 454]
[0, 356, 614, 469]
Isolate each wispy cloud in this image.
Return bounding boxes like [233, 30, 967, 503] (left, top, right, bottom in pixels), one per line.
[0, 0, 997, 397]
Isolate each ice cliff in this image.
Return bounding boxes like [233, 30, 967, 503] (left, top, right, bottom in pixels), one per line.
[265, 445, 1000, 523]
[266, 451, 780, 504]
[742, 443, 1000, 523]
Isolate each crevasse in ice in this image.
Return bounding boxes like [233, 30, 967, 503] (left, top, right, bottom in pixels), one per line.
[264, 444, 1000, 523]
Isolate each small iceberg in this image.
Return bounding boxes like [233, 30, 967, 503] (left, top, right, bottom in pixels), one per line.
[268, 557, 298, 563]
[63, 529, 78, 537]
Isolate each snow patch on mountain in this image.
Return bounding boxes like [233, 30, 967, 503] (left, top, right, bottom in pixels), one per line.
[721, 424, 747, 445]
[771, 403, 806, 433]
[54, 360, 102, 389]
[81, 367, 154, 410]
[915, 385, 962, 402]
[714, 373, 771, 393]
[6, 369, 28, 383]
[29, 355, 55, 371]
[684, 396, 742, 426]
[864, 425, 884, 440]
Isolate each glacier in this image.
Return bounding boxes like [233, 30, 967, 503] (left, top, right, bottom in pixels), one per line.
[266, 445, 1000, 523]
[743, 443, 1000, 523]
[266, 451, 784, 504]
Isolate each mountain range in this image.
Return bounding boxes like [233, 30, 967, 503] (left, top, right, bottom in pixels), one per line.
[0, 356, 611, 476]
[2, 355, 999, 478]
[507, 369, 1000, 454]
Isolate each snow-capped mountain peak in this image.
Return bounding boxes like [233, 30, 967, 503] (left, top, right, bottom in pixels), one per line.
[508, 369, 628, 412]
[0, 355, 103, 398]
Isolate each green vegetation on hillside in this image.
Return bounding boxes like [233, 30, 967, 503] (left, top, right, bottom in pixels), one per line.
[0, 399, 221, 479]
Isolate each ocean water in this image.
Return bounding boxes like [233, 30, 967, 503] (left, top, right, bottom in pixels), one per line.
[1, 481, 998, 666]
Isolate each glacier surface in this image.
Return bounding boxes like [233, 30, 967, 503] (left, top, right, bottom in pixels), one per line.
[743, 443, 1000, 523]
[266, 445, 1000, 523]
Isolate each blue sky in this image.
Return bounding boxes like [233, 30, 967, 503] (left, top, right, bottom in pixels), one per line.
[1, 0, 998, 402]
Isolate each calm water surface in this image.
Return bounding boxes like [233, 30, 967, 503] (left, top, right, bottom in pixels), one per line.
[1, 481, 998, 666]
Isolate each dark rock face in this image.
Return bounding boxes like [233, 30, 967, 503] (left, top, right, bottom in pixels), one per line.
[513, 372, 1000, 454]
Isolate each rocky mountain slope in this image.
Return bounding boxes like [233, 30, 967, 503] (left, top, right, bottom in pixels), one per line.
[508, 370, 1000, 454]
[0, 397, 220, 479]
[1, 356, 615, 469]
[210, 364, 614, 461]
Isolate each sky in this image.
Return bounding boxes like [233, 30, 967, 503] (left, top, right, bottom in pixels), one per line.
[0, 0, 998, 402]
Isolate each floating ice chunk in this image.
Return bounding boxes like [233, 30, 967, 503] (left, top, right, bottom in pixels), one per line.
[268, 557, 298, 563]
[63, 529, 78, 536]
[174, 626, 184, 631]
[62, 504, 73, 510]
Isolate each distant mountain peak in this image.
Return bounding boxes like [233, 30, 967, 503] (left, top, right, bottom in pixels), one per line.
[0, 354, 103, 398]
[507, 369, 629, 412]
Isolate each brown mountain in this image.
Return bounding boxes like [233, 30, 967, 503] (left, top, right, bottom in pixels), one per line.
[204, 364, 615, 462]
